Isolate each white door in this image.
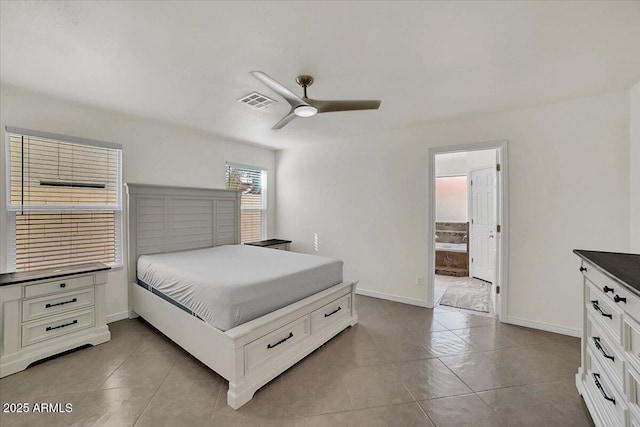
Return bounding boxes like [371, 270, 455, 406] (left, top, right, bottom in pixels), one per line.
[470, 167, 496, 283]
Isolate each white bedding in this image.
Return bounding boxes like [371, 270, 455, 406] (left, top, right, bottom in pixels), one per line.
[137, 245, 343, 331]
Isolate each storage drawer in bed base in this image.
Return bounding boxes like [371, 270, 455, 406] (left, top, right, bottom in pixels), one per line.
[130, 278, 359, 410]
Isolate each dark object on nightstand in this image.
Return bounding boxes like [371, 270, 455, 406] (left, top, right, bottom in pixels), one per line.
[245, 239, 292, 251]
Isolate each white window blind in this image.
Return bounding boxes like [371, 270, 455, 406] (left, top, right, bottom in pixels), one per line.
[5, 128, 122, 272]
[225, 163, 267, 243]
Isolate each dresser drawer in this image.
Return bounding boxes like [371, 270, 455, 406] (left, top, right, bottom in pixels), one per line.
[582, 261, 621, 302]
[583, 260, 640, 324]
[25, 275, 94, 298]
[22, 288, 94, 322]
[22, 308, 95, 347]
[625, 316, 640, 373]
[627, 366, 640, 424]
[311, 293, 351, 334]
[611, 284, 640, 325]
[587, 280, 623, 343]
[244, 315, 310, 374]
[585, 348, 628, 427]
[587, 314, 624, 392]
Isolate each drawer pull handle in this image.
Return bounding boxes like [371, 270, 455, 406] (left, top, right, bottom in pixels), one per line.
[324, 306, 342, 318]
[580, 266, 587, 272]
[267, 332, 293, 349]
[590, 300, 612, 319]
[592, 373, 616, 405]
[614, 295, 627, 304]
[603, 286, 614, 294]
[45, 319, 78, 332]
[592, 337, 615, 362]
[45, 298, 77, 309]
[60, 283, 67, 288]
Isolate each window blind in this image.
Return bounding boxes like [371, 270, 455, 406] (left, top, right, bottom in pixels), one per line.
[8, 134, 120, 209]
[225, 163, 267, 243]
[5, 128, 122, 272]
[14, 211, 117, 271]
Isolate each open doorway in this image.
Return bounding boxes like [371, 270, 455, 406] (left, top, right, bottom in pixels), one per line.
[427, 141, 509, 322]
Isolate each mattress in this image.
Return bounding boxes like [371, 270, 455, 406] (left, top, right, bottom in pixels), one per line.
[137, 245, 343, 331]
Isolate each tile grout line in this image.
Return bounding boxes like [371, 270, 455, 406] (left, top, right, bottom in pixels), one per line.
[435, 356, 477, 396]
[391, 362, 442, 427]
[208, 381, 225, 422]
[130, 354, 180, 427]
[414, 399, 439, 427]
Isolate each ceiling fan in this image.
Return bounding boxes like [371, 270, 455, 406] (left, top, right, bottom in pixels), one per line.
[250, 71, 382, 130]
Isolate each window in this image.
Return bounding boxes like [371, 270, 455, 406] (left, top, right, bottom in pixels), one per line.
[435, 175, 468, 222]
[225, 163, 267, 243]
[5, 127, 123, 272]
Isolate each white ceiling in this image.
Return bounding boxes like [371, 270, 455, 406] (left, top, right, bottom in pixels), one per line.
[1, 1, 639, 149]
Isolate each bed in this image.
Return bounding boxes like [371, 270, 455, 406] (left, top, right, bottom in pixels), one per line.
[125, 183, 358, 409]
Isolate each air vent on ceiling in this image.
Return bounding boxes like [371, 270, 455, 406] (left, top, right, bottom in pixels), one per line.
[238, 92, 276, 110]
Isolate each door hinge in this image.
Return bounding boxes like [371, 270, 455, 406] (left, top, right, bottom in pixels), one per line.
[496, 163, 501, 172]
[471, 219, 474, 224]
[471, 257, 474, 263]
[496, 285, 500, 294]
[497, 225, 501, 232]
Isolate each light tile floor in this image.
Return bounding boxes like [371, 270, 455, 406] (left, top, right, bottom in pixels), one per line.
[0, 295, 593, 426]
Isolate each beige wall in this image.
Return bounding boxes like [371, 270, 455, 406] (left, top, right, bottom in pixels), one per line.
[0, 85, 277, 320]
[276, 91, 630, 335]
[631, 81, 640, 253]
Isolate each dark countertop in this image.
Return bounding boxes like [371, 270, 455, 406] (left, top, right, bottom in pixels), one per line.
[574, 250, 640, 294]
[0, 263, 111, 286]
[245, 239, 292, 247]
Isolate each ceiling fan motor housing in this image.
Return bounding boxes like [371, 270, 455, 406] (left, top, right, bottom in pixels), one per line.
[296, 75, 314, 88]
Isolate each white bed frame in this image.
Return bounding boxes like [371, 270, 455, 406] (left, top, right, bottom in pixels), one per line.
[125, 183, 358, 409]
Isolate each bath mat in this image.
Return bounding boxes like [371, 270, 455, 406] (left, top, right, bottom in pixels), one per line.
[439, 279, 491, 313]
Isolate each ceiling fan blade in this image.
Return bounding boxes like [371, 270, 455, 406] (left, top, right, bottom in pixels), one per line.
[307, 99, 381, 113]
[250, 71, 306, 108]
[272, 111, 298, 130]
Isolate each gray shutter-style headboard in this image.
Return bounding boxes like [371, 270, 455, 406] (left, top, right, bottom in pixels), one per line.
[125, 183, 241, 285]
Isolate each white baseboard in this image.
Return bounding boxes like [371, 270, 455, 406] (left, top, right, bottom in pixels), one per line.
[106, 311, 129, 324]
[506, 316, 581, 338]
[355, 288, 429, 308]
[355, 289, 580, 338]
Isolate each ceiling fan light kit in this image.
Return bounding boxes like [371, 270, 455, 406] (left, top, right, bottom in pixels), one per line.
[294, 105, 317, 117]
[250, 71, 381, 129]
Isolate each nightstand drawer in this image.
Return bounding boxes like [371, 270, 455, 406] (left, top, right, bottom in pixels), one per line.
[25, 275, 94, 298]
[22, 308, 95, 347]
[22, 288, 94, 322]
[311, 294, 351, 334]
[268, 243, 289, 250]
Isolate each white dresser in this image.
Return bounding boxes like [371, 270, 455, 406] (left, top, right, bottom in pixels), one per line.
[575, 250, 640, 427]
[0, 263, 111, 377]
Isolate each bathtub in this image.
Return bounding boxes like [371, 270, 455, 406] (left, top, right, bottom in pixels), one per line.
[435, 242, 467, 253]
